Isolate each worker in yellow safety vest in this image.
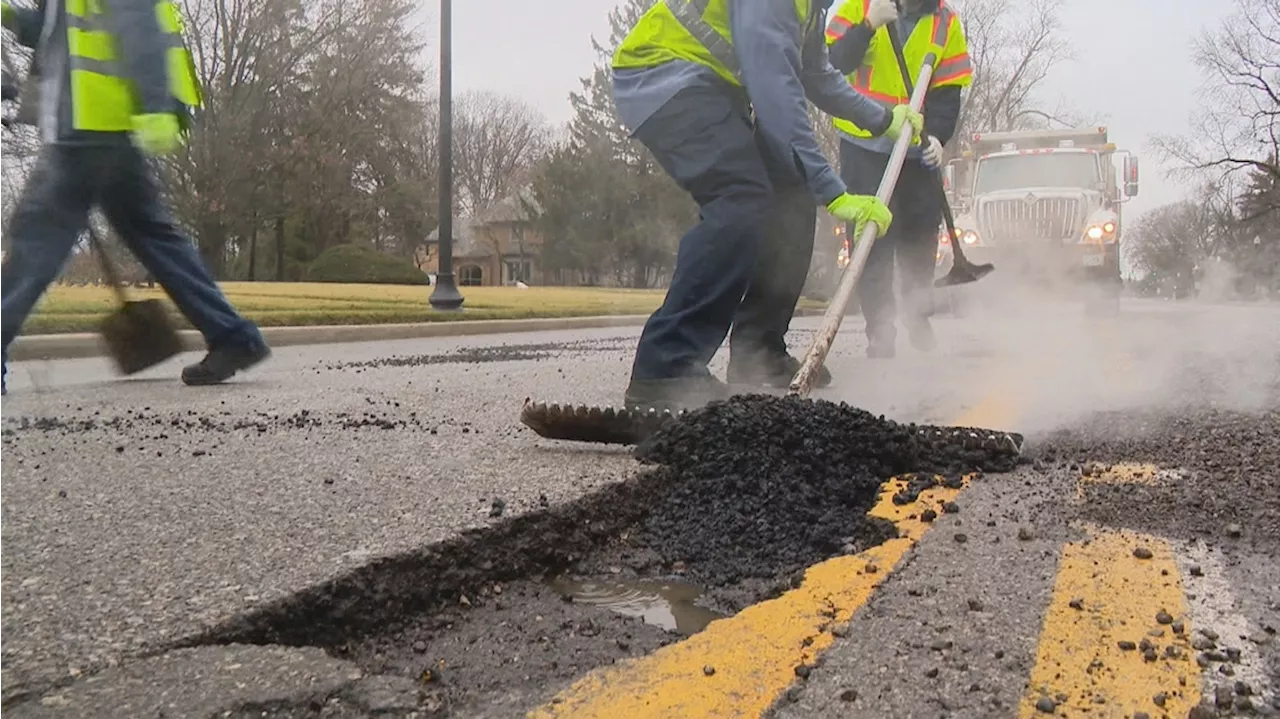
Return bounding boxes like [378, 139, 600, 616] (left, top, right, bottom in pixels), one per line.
[826, 0, 971, 358]
[1, 0, 270, 395]
[610, 0, 924, 412]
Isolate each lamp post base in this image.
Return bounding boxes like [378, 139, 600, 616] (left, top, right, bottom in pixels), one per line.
[429, 273, 465, 311]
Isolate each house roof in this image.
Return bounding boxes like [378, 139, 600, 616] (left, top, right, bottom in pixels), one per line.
[479, 186, 541, 223]
[425, 187, 541, 259]
[425, 217, 488, 259]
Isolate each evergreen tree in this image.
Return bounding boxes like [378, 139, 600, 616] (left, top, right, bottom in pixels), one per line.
[530, 0, 694, 288]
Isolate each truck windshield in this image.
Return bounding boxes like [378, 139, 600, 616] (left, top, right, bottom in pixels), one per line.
[973, 153, 1101, 193]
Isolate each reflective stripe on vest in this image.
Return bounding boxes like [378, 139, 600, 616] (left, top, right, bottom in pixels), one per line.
[663, 0, 741, 79]
[613, 0, 812, 88]
[833, 4, 960, 139]
[851, 7, 952, 101]
[66, 0, 201, 132]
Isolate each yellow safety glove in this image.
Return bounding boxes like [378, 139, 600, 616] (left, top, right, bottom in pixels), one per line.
[883, 104, 924, 145]
[827, 192, 893, 241]
[130, 113, 184, 157]
[2, 2, 16, 30]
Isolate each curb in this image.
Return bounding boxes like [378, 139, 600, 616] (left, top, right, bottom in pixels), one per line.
[8, 315, 652, 362]
[9, 308, 829, 362]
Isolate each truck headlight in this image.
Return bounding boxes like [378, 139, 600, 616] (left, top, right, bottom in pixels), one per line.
[1085, 222, 1118, 242]
[961, 230, 979, 245]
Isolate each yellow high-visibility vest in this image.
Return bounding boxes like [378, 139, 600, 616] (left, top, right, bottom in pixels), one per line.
[613, 0, 815, 87]
[66, 0, 202, 132]
[825, 0, 971, 139]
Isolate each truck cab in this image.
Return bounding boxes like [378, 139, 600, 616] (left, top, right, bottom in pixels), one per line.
[937, 127, 1139, 314]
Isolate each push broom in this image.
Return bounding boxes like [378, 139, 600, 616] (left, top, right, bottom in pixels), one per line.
[88, 227, 187, 376]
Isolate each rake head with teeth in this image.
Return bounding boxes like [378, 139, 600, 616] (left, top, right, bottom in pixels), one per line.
[519, 398, 687, 446]
[519, 397, 1025, 454]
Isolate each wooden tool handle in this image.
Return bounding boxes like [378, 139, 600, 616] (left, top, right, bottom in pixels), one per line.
[787, 59, 937, 398]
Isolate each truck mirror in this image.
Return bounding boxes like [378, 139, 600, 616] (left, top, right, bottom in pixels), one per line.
[1123, 156, 1139, 197]
[942, 164, 955, 192]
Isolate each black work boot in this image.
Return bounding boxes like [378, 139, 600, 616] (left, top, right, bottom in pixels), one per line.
[727, 352, 832, 390]
[623, 374, 733, 413]
[181, 341, 271, 386]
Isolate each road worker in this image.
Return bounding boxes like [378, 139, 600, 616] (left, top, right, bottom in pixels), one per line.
[610, 0, 924, 411]
[1, 0, 270, 395]
[826, 0, 972, 357]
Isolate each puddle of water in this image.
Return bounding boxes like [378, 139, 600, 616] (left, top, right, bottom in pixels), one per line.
[547, 576, 725, 635]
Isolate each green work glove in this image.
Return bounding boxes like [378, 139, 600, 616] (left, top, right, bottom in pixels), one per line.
[883, 104, 924, 145]
[130, 113, 183, 157]
[2, 3, 16, 30]
[827, 192, 893, 240]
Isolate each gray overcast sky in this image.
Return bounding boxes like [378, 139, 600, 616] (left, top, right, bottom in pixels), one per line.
[416, 0, 1233, 221]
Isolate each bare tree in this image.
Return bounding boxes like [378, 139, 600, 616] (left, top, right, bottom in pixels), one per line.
[1, 33, 40, 249]
[1125, 193, 1221, 278]
[949, 0, 1082, 150]
[453, 90, 552, 216]
[1151, 0, 1280, 218]
[163, 0, 428, 280]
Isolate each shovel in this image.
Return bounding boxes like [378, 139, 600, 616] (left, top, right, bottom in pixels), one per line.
[884, 22, 994, 289]
[786, 51, 937, 397]
[89, 227, 185, 376]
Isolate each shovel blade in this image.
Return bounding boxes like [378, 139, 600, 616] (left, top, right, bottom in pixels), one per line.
[99, 299, 185, 376]
[935, 261, 995, 288]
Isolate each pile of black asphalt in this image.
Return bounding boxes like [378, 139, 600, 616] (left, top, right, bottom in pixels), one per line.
[620, 394, 1023, 595]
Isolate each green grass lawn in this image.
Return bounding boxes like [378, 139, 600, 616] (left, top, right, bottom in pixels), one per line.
[23, 282, 680, 334]
[27, 282, 830, 335]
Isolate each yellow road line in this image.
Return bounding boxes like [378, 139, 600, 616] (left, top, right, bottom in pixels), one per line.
[1019, 524, 1202, 716]
[1074, 462, 1163, 501]
[530, 394, 1021, 719]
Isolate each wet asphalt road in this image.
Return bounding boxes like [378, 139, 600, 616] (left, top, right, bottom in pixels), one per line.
[2, 297, 1278, 717]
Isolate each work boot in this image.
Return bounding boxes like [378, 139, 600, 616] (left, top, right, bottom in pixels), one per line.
[907, 318, 937, 353]
[181, 340, 271, 386]
[623, 374, 733, 413]
[727, 352, 832, 390]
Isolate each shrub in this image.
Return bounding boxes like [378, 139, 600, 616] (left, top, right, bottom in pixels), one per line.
[306, 244, 428, 285]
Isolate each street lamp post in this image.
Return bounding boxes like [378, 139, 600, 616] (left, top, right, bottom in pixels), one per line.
[1255, 235, 1264, 297]
[429, 0, 464, 310]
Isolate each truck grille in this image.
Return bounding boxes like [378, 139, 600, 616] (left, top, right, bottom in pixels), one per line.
[980, 197, 1082, 244]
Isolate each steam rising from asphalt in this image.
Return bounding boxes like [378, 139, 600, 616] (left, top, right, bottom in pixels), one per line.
[830, 279, 1280, 436]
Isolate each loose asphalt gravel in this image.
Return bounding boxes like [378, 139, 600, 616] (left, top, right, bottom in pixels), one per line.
[629, 394, 1019, 591]
[3, 298, 1279, 718]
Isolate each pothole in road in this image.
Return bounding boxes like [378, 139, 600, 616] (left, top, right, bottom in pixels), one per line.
[546, 575, 724, 634]
[179, 395, 1023, 717]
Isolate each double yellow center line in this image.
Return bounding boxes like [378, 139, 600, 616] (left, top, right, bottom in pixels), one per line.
[530, 393, 1021, 718]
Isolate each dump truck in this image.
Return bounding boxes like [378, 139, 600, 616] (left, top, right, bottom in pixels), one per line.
[935, 126, 1140, 314]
